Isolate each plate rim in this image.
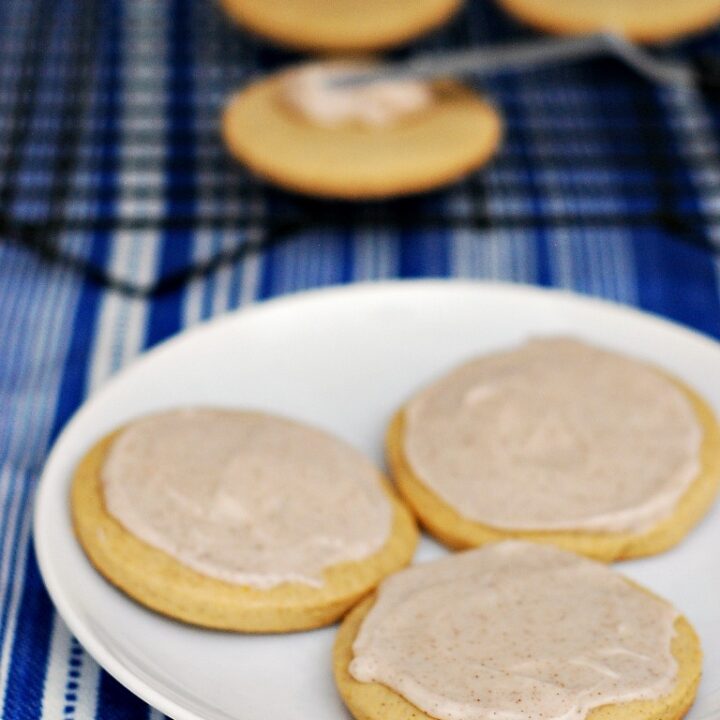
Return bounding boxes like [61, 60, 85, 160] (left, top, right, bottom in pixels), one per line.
[33, 278, 720, 720]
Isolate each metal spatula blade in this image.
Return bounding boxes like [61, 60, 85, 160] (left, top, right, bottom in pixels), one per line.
[331, 33, 695, 88]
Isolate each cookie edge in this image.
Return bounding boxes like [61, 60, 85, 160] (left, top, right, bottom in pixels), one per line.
[387, 368, 720, 561]
[220, 75, 504, 200]
[71, 429, 418, 632]
[496, 0, 720, 43]
[218, 0, 464, 53]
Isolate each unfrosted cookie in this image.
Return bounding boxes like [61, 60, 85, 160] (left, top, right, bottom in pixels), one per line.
[71, 409, 418, 632]
[218, 0, 463, 53]
[496, 0, 720, 43]
[334, 542, 702, 720]
[221, 62, 502, 200]
[387, 338, 720, 561]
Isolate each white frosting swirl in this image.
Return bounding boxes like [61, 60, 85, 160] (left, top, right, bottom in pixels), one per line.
[283, 62, 433, 127]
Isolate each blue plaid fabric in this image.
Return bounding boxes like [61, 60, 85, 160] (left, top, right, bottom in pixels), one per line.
[1, 0, 720, 717]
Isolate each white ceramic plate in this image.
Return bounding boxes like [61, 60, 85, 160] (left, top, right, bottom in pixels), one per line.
[35, 280, 720, 720]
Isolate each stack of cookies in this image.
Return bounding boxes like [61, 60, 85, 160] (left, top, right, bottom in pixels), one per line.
[72, 336, 720, 720]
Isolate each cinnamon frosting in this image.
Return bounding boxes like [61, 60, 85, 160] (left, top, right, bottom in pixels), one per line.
[101, 409, 392, 589]
[351, 541, 679, 720]
[403, 338, 702, 533]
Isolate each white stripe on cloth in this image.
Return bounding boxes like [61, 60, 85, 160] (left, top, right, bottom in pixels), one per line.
[87, 235, 161, 391]
[211, 237, 236, 317]
[183, 234, 219, 326]
[352, 233, 398, 281]
[451, 229, 535, 282]
[238, 238, 262, 307]
[38, 618, 73, 719]
[549, 228, 638, 304]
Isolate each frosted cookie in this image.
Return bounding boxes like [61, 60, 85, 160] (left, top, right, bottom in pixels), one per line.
[387, 337, 720, 561]
[334, 541, 702, 720]
[221, 61, 502, 200]
[496, 0, 720, 43]
[71, 409, 418, 632]
[218, 0, 463, 53]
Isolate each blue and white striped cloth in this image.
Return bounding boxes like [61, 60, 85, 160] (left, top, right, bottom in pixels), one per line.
[2, 0, 720, 717]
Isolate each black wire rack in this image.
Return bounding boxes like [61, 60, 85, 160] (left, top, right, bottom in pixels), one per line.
[2, 0, 720, 295]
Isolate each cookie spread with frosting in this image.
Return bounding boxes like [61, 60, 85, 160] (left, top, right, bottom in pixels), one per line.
[339, 542, 700, 720]
[102, 408, 393, 589]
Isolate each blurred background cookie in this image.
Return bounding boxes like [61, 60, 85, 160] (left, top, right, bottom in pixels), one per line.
[218, 0, 464, 52]
[222, 62, 502, 199]
[496, 0, 720, 42]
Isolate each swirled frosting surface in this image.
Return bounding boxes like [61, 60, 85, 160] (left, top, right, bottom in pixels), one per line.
[403, 338, 702, 532]
[102, 409, 392, 588]
[351, 541, 679, 720]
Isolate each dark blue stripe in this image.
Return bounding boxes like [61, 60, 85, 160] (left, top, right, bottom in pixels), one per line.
[398, 234, 450, 278]
[533, 231, 553, 287]
[257, 241, 279, 299]
[145, 242, 193, 347]
[339, 233, 354, 284]
[634, 229, 720, 338]
[95, 670, 150, 720]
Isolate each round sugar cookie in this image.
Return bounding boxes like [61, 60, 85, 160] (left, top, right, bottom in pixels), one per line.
[496, 0, 720, 43]
[71, 411, 418, 633]
[221, 66, 502, 200]
[218, 0, 463, 53]
[334, 546, 703, 720]
[387, 339, 720, 561]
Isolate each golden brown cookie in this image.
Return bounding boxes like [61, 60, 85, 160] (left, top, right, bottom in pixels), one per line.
[221, 66, 503, 200]
[334, 592, 702, 720]
[71, 429, 418, 633]
[218, 0, 463, 53]
[387, 351, 720, 562]
[496, 0, 720, 43]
